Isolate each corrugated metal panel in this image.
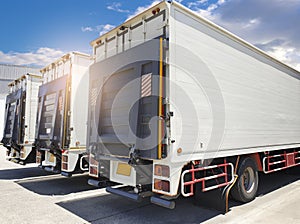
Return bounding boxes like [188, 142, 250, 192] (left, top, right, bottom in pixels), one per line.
[93, 8, 166, 62]
[0, 64, 40, 80]
[0, 81, 10, 98]
[0, 64, 41, 98]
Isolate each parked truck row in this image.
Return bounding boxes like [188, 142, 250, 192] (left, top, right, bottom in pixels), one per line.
[1, 1, 299, 212]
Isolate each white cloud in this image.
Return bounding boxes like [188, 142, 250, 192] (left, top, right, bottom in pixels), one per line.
[97, 24, 116, 36]
[186, 0, 300, 70]
[207, 3, 218, 11]
[81, 26, 94, 32]
[0, 47, 65, 67]
[187, 0, 226, 11]
[188, 0, 226, 20]
[81, 24, 115, 36]
[242, 18, 261, 29]
[88, 11, 97, 16]
[263, 44, 300, 70]
[269, 46, 294, 62]
[187, 0, 208, 8]
[107, 2, 129, 13]
[127, 0, 161, 20]
[257, 39, 299, 66]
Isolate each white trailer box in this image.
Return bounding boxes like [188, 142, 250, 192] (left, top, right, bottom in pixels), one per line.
[87, 1, 300, 209]
[2, 73, 42, 164]
[35, 52, 93, 176]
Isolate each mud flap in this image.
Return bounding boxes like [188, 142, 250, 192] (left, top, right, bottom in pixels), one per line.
[20, 149, 37, 165]
[194, 175, 238, 214]
[194, 186, 226, 214]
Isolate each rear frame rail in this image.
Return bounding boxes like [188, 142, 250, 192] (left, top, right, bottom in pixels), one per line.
[263, 150, 300, 174]
[181, 160, 234, 197]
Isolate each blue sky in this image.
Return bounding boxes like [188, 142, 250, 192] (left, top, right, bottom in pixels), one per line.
[0, 0, 299, 70]
[0, 0, 145, 53]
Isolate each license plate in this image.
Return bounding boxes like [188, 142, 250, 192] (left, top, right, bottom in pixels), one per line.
[48, 153, 55, 163]
[116, 163, 131, 176]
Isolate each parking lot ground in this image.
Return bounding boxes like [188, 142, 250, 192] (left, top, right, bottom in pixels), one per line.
[0, 147, 299, 224]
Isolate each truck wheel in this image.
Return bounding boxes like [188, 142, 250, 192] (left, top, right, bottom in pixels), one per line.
[231, 157, 259, 203]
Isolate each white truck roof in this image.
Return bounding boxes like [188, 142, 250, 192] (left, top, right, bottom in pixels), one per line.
[90, 0, 299, 75]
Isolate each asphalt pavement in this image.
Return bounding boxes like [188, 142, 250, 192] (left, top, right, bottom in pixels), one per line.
[0, 147, 299, 224]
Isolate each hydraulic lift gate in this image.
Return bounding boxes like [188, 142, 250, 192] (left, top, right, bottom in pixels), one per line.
[88, 39, 165, 162]
[35, 75, 70, 157]
[2, 89, 26, 149]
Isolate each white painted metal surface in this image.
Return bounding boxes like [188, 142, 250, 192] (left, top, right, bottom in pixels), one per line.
[40, 52, 93, 171]
[4, 74, 42, 160]
[91, 2, 167, 62]
[168, 2, 300, 162]
[69, 54, 93, 149]
[23, 74, 43, 143]
[62, 151, 79, 172]
[40, 52, 93, 150]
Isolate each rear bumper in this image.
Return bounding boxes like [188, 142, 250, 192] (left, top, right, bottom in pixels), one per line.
[61, 150, 86, 173]
[106, 186, 142, 202]
[105, 186, 176, 209]
[88, 178, 108, 187]
[150, 196, 175, 209]
[43, 166, 60, 173]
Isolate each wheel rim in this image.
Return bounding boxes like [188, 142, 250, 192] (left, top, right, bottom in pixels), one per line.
[242, 167, 255, 193]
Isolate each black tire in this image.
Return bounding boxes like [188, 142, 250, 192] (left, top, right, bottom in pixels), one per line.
[231, 157, 259, 203]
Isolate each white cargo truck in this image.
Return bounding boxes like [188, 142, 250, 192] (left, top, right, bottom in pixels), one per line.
[87, 1, 300, 211]
[35, 52, 93, 176]
[2, 73, 42, 164]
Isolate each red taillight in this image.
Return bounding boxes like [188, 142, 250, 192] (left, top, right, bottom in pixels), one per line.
[89, 154, 98, 177]
[62, 163, 68, 170]
[36, 151, 42, 164]
[154, 165, 170, 178]
[90, 166, 98, 176]
[90, 156, 98, 166]
[154, 179, 170, 192]
[62, 155, 68, 163]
